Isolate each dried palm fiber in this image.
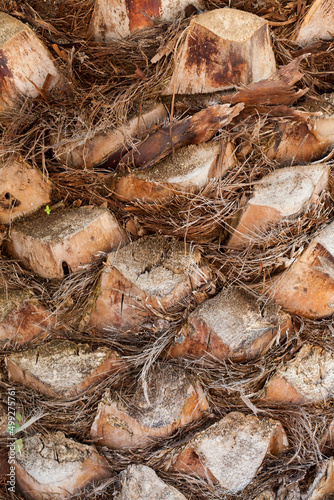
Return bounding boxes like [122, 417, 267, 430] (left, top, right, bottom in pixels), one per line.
[1, 0, 334, 499]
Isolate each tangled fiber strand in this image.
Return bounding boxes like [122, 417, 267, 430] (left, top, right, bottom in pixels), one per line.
[1, 0, 334, 499]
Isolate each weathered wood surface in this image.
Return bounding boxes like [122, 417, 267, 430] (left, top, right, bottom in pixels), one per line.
[116, 465, 187, 500]
[263, 344, 334, 404]
[5, 206, 128, 278]
[170, 412, 288, 494]
[219, 56, 307, 112]
[15, 432, 111, 499]
[113, 141, 234, 203]
[0, 288, 52, 344]
[168, 287, 292, 361]
[54, 102, 167, 169]
[227, 164, 329, 249]
[296, 0, 334, 47]
[6, 340, 124, 398]
[164, 8, 276, 95]
[269, 219, 334, 319]
[90, 0, 204, 41]
[111, 103, 243, 171]
[0, 13, 66, 119]
[267, 114, 334, 165]
[90, 364, 208, 449]
[0, 158, 51, 223]
[87, 235, 211, 331]
[304, 458, 334, 500]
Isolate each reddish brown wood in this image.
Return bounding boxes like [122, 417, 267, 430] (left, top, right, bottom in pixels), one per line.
[113, 103, 243, 171]
[90, 364, 208, 449]
[0, 289, 52, 345]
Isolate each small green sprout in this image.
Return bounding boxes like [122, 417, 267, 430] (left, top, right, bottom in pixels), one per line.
[14, 438, 23, 454]
[44, 205, 51, 215]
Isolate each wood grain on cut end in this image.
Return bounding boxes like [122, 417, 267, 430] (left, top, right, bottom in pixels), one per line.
[90, 364, 208, 449]
[114, 141, 235, 203]
[88, 235, 212, 331]
[228, 163, 329, 248]
[15, 432, 111, 500]
[263, 344, 334, 404]
[5, 206, 128, 278]
[6, 340, 123, 398]
[0, 159, 51, 224]
[270, 219, 334, 318]
[0, 288, 52, 345]
[0, 13, 66, 118]
[164, 8, 276, 95]
[171, 412, 288, 494]
[168, 287, 292, 361]
[296, 0, 334, 47]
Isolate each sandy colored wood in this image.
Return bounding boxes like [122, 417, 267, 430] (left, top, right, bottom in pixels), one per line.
[168, 287, 292, 361]
[296, 0, 334, 47]
[170, 412, 288, 494]
[227, 164, 329, 249]
[263, 344, 334, 404]
[90, 364, 208, 449]
[5, 206, 128, 278]
[15, 432, 111, 500]
[269, 219, 334, 319]
[0, 288, 52, 344]
[89, 0, 204, 41]
[0, 13, 66, 119]
[304, 458, 334, 500]
[53, 102, 167, 169]
[87, 235, 212, 331]
[116, 464, 187, 500]
[163, 8, 276, 95]
[114, 141, 235, 203]
[0, 158, 51, 224]
[6, 340, 124, 398]
[267, 115, 334, 165]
